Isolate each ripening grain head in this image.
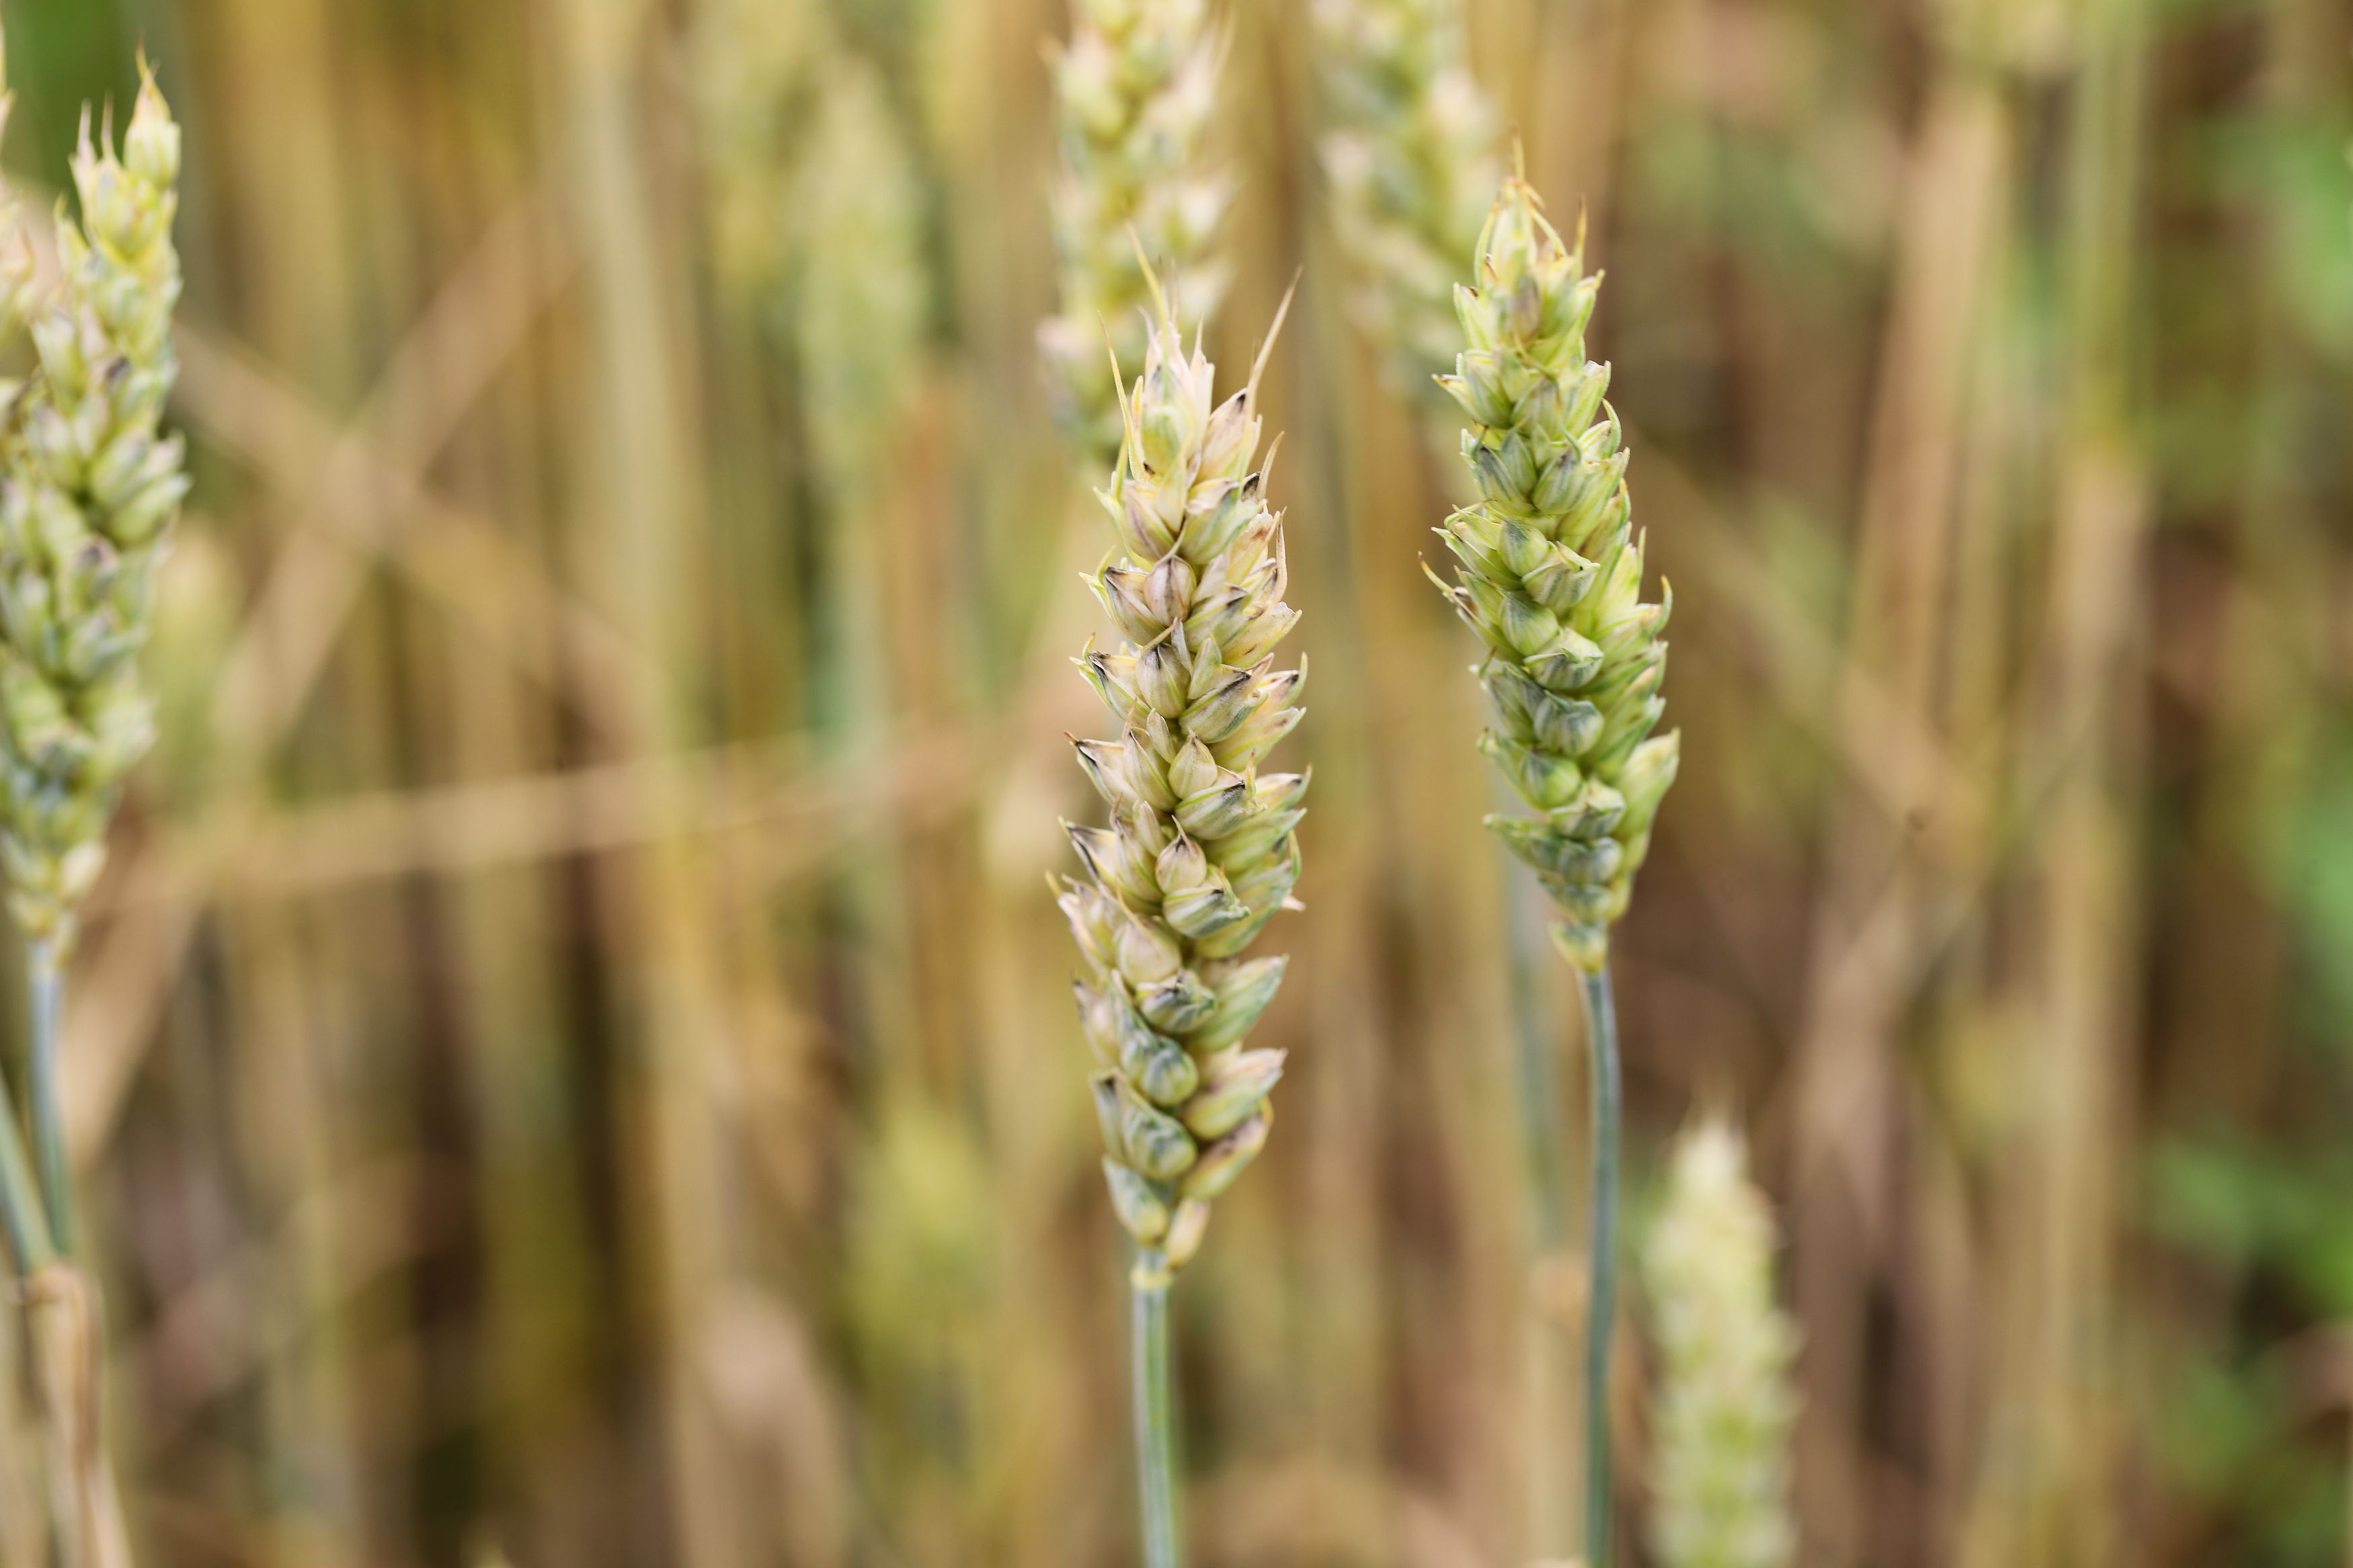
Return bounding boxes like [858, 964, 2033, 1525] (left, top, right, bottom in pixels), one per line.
[1432, 175, 1676, 971]
[1644, 1121, 1799, 1568]
[0, 61, 189, 946]
[1060, 282, 1304, 1287]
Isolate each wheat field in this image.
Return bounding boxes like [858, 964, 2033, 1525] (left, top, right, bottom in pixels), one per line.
[0, 0, 2343, 1563]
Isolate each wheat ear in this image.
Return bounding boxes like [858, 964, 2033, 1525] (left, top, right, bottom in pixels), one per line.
[1644, 1121, 1799, 1568]
[1039, 0, 1230, 468]
[1311, 0, 1499, 409]
[1433, 176, 1675, 968]
[1433, 173, 1677, 1565]
[1060, 278, 1302, 1568]
[797, 60, 926, 508]
[692, 0, 820, 306]
[0, 45, 184, 1568]
[0, 67, 188, 956]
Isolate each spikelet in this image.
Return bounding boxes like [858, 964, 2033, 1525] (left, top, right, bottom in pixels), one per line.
[1311, 0, 1499, 402]
[1431, 177, 1675, 971]
[1643, 1122, 1798, 1568]
[0, 63, 188, 946]
[795, 62, 927, 507]
[1039, 0, 1229, 467]
[1058, 283, 1302, 1288]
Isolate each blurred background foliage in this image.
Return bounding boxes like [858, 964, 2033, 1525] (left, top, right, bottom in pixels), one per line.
[0, 0, 2346, 1563]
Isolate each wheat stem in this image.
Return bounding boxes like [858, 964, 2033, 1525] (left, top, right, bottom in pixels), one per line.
[1505, 852, 1578, 1554]
[28, 941, 69, 1257]
[1131, 1274, 1183, 1568]
[0, 1061, 51, 1274]
[1581, 964, 1620, 1567]
[1509, 869, 1568, 1260]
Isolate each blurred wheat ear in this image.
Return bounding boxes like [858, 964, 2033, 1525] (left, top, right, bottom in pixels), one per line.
[1308, 0, 1499, 426]
[1040, 0, 1230, 470]
[1643, 1120, 1799, 1568]
[0, 38, 189, 1568]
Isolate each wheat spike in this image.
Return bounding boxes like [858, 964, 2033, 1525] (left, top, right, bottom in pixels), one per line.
[1312, 0, 1499, 403]
[797, 62, 927, 507]
[1060, 283, 1302, 1288]
[692, 0, 821, 308]
[1644, 1121, 1799, 1568]
[1039, 0, 1230, 468]
[0, 63, 188, 946]
[1433, 175, 1675, 971]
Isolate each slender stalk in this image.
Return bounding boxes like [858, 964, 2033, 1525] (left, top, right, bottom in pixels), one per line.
[1131, 1275, 1182, 1568]
[1509, 877, 1568, 1257]
[0, 1059, 52, 1275]
[1582, 964, 1620, 1567]
[1503, 854, 1575, 1555]
[28, 940, 69, 1257]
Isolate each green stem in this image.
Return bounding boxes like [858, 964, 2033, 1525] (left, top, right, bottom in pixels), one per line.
[1503, 863, 1575, 1555]
[28, 939, 71, 1257]
[1582, 964, 1621, 1568]
[0, 1044, 54, 1275]
[1131, 1273, 1183, 1568]
[1507, 876, 1568, 1257]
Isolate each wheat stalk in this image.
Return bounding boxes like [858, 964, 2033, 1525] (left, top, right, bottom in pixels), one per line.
[1432, 173, 1676, 1565]
[1644, 1121, 1799, 1568]
[1039, 0, 1229, 468]
[1058, 276, 1301, 1568]
[1311, 0, 1499, 411]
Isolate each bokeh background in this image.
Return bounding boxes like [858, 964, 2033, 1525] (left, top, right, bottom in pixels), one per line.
[0, 0, 2346, 1563]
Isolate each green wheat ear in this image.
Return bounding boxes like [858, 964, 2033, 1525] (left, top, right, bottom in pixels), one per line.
[1311, 0, 1500, 405]
[796, 60, 926, 509]
[1431, 173, 1676, 972]
[0, 59, 189, 948]
[1059, 276, 1303, 1289]
[1644, 1121, 1800, 1568]
[1040, 0, 1230, 471]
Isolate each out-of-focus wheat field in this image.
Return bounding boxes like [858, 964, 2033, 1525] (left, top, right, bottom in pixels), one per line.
[0, 0, 2348, 1563]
